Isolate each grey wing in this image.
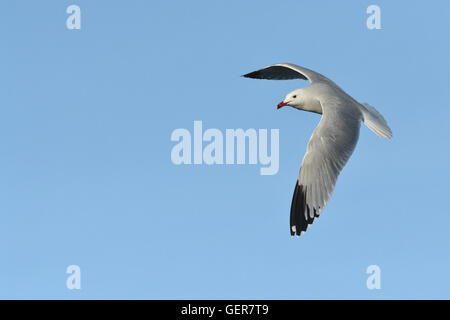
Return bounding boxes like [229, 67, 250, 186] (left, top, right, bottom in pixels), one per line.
[290, 102, 361, 236]
[242, 63, 330, 83]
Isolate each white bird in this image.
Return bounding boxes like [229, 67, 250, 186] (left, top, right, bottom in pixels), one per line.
[243, 63, 392, 236]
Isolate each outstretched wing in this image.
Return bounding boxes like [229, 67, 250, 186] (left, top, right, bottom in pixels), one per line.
[290, 98, 361, 236]
[242, 63, 329, 83]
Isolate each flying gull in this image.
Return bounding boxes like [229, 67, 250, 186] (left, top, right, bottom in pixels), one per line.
[243, 63, 392, 236]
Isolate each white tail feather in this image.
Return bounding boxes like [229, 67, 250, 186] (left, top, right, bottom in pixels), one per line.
[359, 103, 392, 139]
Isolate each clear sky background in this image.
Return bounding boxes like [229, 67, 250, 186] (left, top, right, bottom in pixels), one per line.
[1, 0, 449, 299]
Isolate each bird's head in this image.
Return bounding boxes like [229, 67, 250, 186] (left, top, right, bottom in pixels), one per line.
[277, 89, 305, 110]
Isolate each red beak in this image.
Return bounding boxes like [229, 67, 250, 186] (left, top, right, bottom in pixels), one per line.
[277, 101, 287, 109]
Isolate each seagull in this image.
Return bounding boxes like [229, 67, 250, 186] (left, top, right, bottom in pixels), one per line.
[243, 63, 392, 236]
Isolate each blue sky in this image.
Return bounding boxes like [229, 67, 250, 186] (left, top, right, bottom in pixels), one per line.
[0, 0, 449, 299]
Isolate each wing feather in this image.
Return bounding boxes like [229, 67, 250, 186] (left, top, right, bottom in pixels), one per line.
[290, 99, 361, 236]
[242, 63, 329, 83]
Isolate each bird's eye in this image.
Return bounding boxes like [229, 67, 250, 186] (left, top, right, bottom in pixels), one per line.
[293, 95, 297, 98]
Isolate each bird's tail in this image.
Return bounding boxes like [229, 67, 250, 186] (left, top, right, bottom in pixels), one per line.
[359, 103, 393, 139]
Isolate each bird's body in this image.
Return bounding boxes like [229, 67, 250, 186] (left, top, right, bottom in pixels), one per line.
[243, 63, 392, 236]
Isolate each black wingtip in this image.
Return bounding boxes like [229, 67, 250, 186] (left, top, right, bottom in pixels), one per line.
[242, 65, 308, 81]
[242, 71, 258, 78]
[290, 182, 319, 237]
